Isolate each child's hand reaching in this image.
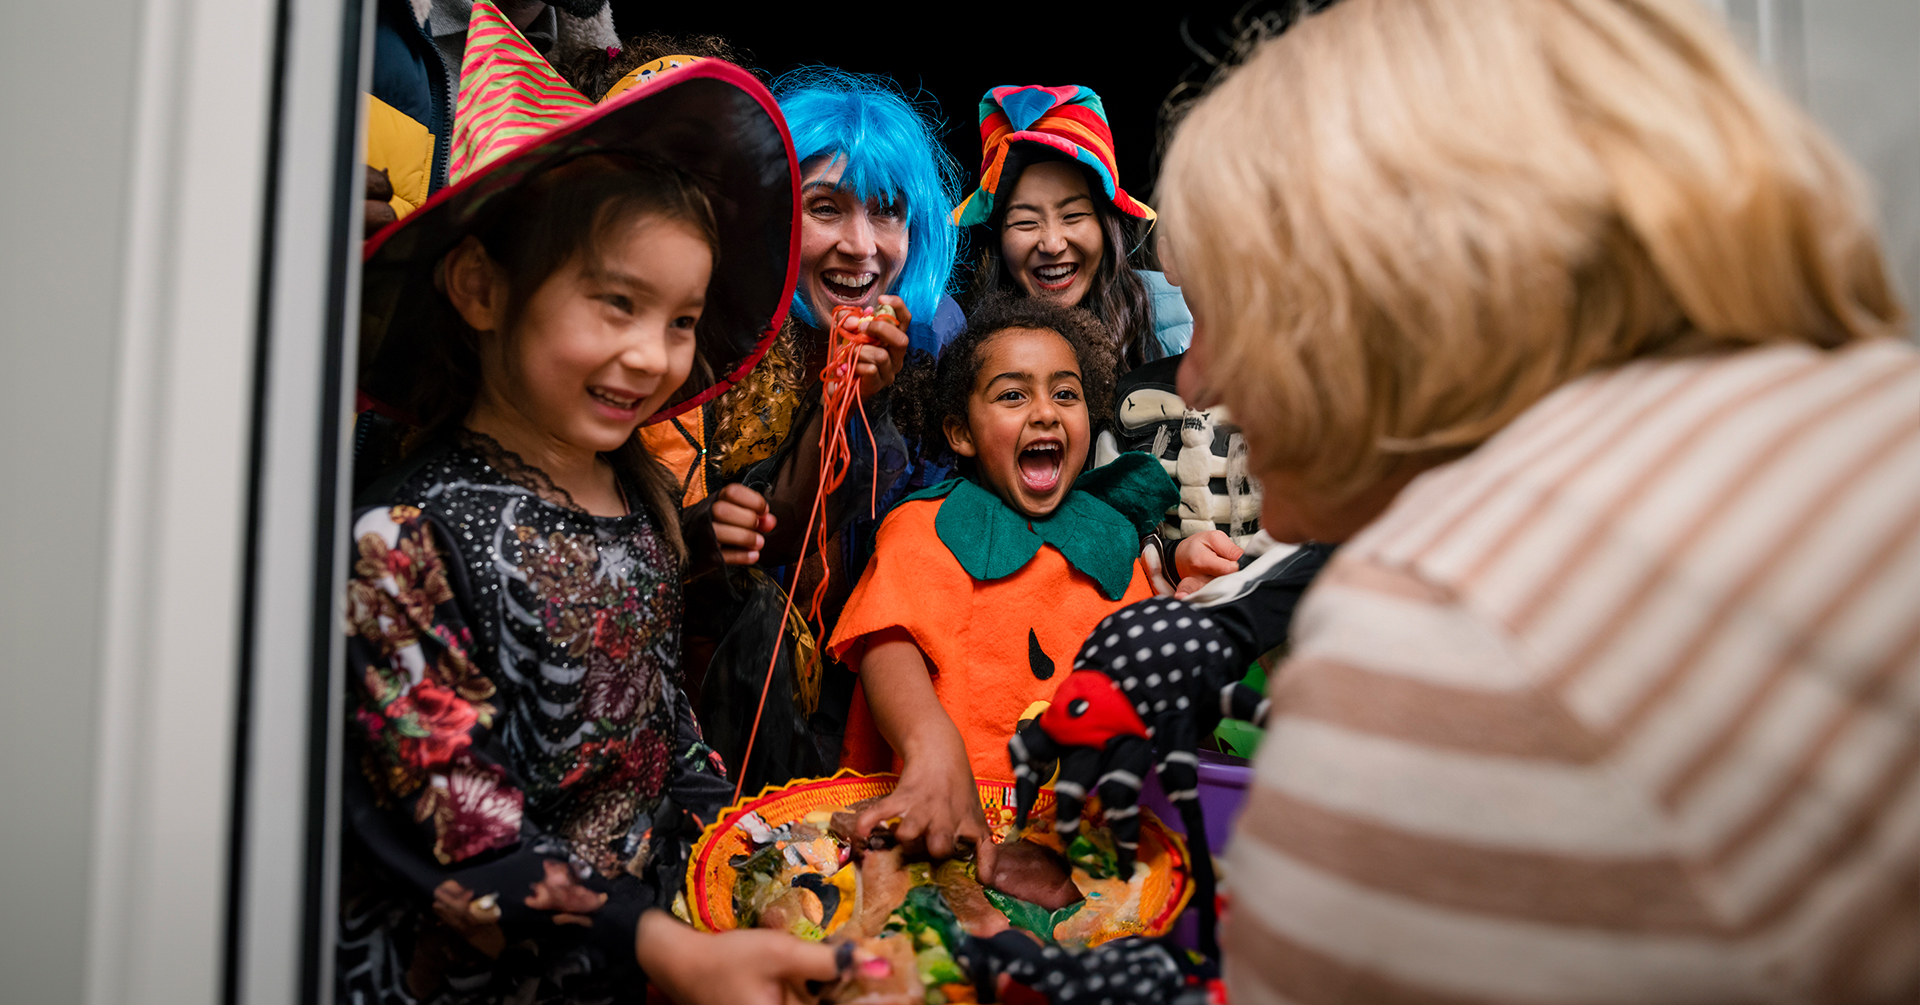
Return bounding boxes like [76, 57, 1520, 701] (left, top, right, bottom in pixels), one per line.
[636, 910, 841, 1005]
[710, 484, 777, 566]
[1171, 530, 1243, 598]
[853, 732, 1000, 882]
[852, 628, 1000, 884]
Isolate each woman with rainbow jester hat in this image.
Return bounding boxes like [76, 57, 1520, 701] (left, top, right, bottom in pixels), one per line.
[955, 84, 1189, 372]
[676, 69, 973, 797]
[956, 84, 1253, 616]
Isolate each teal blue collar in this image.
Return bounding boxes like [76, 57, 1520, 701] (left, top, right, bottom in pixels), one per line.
[900, 451, 1177, 601]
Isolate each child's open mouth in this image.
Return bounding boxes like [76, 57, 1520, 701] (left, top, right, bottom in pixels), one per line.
[821, 269, 877, 304]
[1032, 263, 1078, 292]
[1018, 441, 1063, 493]
[588, 386, 642, 414]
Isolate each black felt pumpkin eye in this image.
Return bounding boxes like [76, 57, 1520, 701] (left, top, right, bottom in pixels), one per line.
[1069, 699, 1090, 717]
[1027, 629, 1055, 681]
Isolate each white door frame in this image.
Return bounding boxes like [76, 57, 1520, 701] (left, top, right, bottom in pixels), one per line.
[84, 1, 370, 1003]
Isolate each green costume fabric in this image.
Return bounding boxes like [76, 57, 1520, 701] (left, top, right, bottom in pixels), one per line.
[900, 451, 1177, 601]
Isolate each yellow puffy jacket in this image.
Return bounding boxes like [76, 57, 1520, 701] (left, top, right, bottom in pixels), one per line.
[364, 0, 620, 220]
[365, 0, 446, 220]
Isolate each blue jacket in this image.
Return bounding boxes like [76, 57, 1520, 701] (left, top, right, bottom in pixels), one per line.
[365, 0, 617, 219]
[1143, 269, 1193, 358]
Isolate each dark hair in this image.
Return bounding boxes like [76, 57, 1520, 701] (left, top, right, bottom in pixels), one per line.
[894, 291, 1119, 476]
[403, 154, 717, 558]
[553, 32, 756, 102]
[966, 147, 1160, 370]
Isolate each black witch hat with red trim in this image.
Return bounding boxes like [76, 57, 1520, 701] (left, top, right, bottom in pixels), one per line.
[358, 18, 799, 427]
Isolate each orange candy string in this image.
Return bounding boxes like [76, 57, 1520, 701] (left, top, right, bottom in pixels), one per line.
[733, 305, 889, 800]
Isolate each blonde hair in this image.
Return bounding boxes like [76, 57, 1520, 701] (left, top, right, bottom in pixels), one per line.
[1161, 0, 1905, 500]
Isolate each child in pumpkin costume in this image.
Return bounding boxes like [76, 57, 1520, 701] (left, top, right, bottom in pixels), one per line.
[826, 293, 1230, 873]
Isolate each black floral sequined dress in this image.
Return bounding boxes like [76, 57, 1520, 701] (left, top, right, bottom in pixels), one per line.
[337, 432, 731, 1005]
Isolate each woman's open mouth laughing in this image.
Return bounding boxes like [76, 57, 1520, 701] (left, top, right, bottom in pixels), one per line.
[820, 268, 878, 306]
[1031, 263, 1079, 292]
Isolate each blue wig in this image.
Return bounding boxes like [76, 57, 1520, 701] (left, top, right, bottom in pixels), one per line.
[773, 68, 963, 329]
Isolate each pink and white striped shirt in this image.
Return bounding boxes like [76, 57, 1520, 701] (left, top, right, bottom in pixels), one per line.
[1228, 339, 1920, 1004]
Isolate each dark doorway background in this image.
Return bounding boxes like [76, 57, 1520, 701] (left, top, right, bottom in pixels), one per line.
[607, 2, 1271, 243]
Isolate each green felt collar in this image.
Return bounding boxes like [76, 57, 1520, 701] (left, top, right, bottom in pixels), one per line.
[900, 451, 1177, 601]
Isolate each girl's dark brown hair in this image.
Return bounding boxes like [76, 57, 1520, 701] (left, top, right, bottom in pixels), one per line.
[965, 148, 1160, 370]
[553, 32, 757, 102]
[403, 153, 717, 559]
[893, 291, 1119, 476]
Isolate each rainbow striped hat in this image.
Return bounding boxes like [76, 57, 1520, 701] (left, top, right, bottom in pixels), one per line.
[951, 84, 1154, 228]
[360, 0, 801, 426]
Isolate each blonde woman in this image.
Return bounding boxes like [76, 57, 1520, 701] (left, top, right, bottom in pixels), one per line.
[1012, 0, 1919, 1000]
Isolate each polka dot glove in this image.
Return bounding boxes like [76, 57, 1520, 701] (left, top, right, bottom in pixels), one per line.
[1009, 599, 1268, 871]
[980, 931, 1219, 1005]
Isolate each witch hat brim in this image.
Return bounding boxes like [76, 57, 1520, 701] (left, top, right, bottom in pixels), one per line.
[358, 60, 800, 426]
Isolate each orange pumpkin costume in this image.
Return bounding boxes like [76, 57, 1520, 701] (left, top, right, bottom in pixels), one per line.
[827, 453, 1177, 783]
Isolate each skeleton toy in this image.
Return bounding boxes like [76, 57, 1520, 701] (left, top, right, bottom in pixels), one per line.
[1091, 355, 1262, 548]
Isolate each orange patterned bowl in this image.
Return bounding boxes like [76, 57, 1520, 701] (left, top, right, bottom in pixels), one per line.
[685, 769, 1194, 944]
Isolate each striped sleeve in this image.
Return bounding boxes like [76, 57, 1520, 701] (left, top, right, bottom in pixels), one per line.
[1226, 340, 1920, 1005]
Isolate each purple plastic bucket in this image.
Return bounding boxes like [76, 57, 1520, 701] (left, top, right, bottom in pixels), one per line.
[1138, 748, 1253, 948]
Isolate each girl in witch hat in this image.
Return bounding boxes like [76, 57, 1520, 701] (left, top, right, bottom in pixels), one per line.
[340, 5, 844, 1001]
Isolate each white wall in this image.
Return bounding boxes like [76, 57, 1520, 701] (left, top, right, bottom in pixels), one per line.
[1802, 1, 1920, 321]
[0, 0, 278, 1002]
[0, 0, 144, 1000]
[1712, 0, 1920, 328]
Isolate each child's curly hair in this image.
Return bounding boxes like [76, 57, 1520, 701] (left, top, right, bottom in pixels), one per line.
[554, 33, 757, 102]
[894, 292, 1120, 469]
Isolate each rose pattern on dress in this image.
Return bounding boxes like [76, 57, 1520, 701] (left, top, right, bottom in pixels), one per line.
[492, 520, 683, 878]
[416, 759, 526, 865]
[387, 681, 480, 770]
[341, 442, 732, 1005]
[348, 508, 498, 805]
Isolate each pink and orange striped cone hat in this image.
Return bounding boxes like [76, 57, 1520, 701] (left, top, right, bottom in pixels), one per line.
[449, 3, 710, 178]
[360, 0, 801, 426]
[951, 84, 1155, 228]
[446, 0, 595, 183]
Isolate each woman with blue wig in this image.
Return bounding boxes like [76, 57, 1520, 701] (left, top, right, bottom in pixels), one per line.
[777, 68, 968, 356]
[681, 68, 969, 796]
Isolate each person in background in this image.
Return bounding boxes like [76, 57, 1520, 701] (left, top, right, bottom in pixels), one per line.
[954, 84, 1255, 598]
[954, 84, 1189, 371]
[552, 30, 750, 105]
[342, 50, 845, 1003]
[674, 70, 970, 796]
[1015, 0, 1919, 1001]
[363, 0, 620, 234]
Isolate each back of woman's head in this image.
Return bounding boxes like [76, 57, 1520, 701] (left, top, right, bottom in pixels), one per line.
[773, 68, 963, 326]
[1163, 0, 1906, 500]
[554, 32, 751, 101]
